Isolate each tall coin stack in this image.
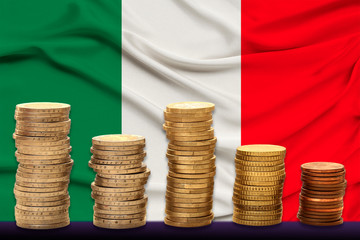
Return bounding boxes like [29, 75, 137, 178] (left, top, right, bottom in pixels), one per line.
[298, 162, 346, 226]
[89, 134, 150, 229]
[163, 102, 216, 228]
[232, 144, 286, 226]
[13, 102, 72, 229]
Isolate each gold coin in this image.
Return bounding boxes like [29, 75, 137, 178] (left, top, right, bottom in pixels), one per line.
[14, 116, 70, 123]
[15, 217, 69, 225]
[168, 143, 216, 151]
[16, 220, 70, 230]
[90, 157, 143, 165]
[92, 134, 145, 146]
[16, 143, 71, 152]
[166, 205, 212, 213]
[165, 209, 212, 218]
[90, 147, 144, 156]
[232, 198, 282, 206]
[168, 156, 216, 165]
[166, 153, 214, 161]
[15, 199, 70, 207]
[16, 170, 70, 179]
[169, 167, 215, 174]
[164, 217, 212, 227]
[167, 134, 214, 142]
[163, 124, 211, 133]
[14, 189, 68, 197]
[16, 157, 71, 165]
[13, 134, 68, 142]
[166, 201, 212, 208]
[95, 166, 147, 175]
[15, 151, 70, 160]
[15, 180, 69, 188]
[166, 196, 212, 203]
[96, 168, 150, 180]
[17, 147, 72, 156]
[15, 207, 68, 216]
[15, 204, 70, 212]
[14, 184, 68, 193]
[93, 216, 146, 229]
[89, 161, 143, 170]
[167, 185, 213, 194]
[15, 125, 70, 133]
[236, 174, 285, 182]
[166, 190, 213, 199]
[164, 115, 212, 123]
[94, 203, 147, 212]
[14, 110, 68, 117]
[233, 208, 282, 216]
[94, 211, 146, 220]
[166, 102, 215, 113]
[17, 165, 72, 174]
[236, 164, 285, 172]
[169, 162, 215, 170]
[236, 154, 285, 161]
[94, 179, 147, 188]
[167, 182, 214, 189]
[166, 129, 215, 137]
[16, 102, 70, 113]
[232, 217, 282, 226]
[15, 136, 70, 147]
[234, 183, 283, 191]
[19, 159, 74, 170]
[236, 144, 286, 157]
[166, 212, 214, 223]
[236, 169, 285, 177]
[16, 119, 71, 128]
[169, 137, 217, 147]
[233, 193, 282, 201]
[167, 148, 215, 156]
[165, 119, 213, 128]
[90, 182, 144, 193]
[235, 179, 285, 186]
[233, 212, 282, 221]
[93, 206, 146, 215]
[15, 212, 69, 221]
[233, 188, 283, 196]
[92, 144, 145, 151]
[92, 152, 146, 161]
[91, 194, 146, 202]
[167, 175, 214, 184]
[15, 175, 70, 183]
[168, 170, 216, 179]
[92, 189, 145, 198]
[15, 194, 69, 203]
[164, 110, 212, 118]
[235, 158, 284, 167]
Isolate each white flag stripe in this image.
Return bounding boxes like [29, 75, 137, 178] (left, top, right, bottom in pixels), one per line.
[122, 0, 240, 221]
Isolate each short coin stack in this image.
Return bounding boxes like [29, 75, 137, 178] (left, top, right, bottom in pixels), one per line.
[298, 162, 346, 226]
[13, 102, 73, 230]
[163, 102, 216, 228]
[89, 134, 150, 229]
[232, 144, 286, 226]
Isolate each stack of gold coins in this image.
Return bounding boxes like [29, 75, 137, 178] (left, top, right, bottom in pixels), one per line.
[163, 102, 216, 228]
[232, 144, 286, 226]
[298, 162, 346, 226]
[89, 134, 150, 229]
[13, 102, 73, 229]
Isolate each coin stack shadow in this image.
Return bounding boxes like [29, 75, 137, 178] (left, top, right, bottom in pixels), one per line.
[13, 102, 73, 230]
[163, 102, 216, 228]
[298, 162, 346, 226]
[232, 144, 286, 226]
[89, 134, 151, 229]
